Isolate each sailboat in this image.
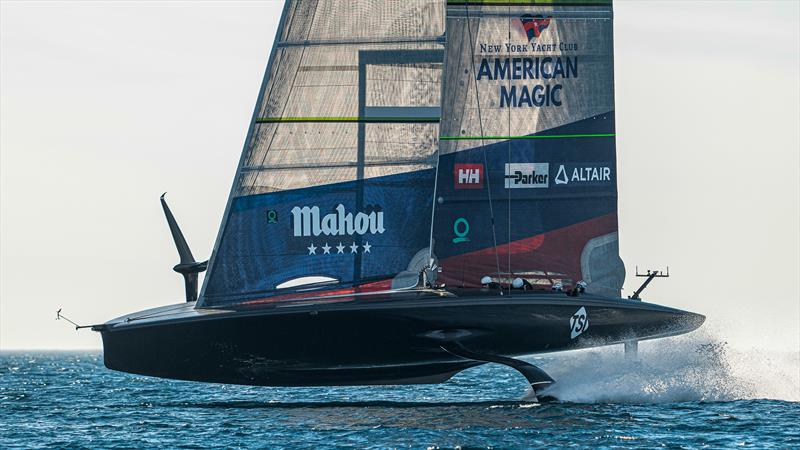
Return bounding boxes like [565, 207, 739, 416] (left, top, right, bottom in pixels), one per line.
[92, 0, 704, 400]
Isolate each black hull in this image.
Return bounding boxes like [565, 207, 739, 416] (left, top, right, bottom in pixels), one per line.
[99, 290, 704, 386]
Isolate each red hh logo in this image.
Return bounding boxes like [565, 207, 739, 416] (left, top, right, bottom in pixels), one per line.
[454, 163, 484, 190]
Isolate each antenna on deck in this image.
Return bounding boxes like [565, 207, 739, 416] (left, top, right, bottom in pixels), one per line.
[625, 267, 669, 358]
[161, 193, 207, 303]
[630, 266, 670, 300]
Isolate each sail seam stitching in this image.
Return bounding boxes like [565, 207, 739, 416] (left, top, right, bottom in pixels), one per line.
[464, 2, 504, 287]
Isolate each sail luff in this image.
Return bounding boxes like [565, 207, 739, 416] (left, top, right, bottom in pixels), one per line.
[245, 2, 318, 197]
[197, 0, 295, 307]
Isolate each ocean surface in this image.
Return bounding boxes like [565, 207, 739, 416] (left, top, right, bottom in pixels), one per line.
[2, 334, 798, 449]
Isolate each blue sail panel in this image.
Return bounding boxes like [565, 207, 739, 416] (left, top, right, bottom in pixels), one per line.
[432, 113, 622, 294]
[203, 170, 435, 306]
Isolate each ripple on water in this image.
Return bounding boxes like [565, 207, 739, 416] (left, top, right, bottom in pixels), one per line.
[0, 346, 798, 449]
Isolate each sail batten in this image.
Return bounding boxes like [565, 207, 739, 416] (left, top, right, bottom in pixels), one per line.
[277, 37, 445, 47]
[255, 117, 441, 123]
[440, 132, 615, 140]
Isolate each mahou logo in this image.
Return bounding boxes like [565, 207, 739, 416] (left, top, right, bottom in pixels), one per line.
[291, 204, 385, 237]
[570, 306, 589, 339]
[454, 163, 484, 190]
[520, 14, 551, 41]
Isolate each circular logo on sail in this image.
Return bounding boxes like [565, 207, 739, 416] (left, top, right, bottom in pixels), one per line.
[452, 217, 470, 244]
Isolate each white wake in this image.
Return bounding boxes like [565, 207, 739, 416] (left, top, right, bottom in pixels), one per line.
[535, 329, 800, 404]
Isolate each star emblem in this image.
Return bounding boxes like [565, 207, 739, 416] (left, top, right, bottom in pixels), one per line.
[362, 241, 372, 253]
[321, 243, 331, 254]
[349, 242, 359, 253]
[336, 242, 345, 254]
[307, 243, 317, 255]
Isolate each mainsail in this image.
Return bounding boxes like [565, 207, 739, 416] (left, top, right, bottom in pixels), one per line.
[200, 0, 624, 307]
[200, 0, 445, 306]
[431, 0, 624, 295]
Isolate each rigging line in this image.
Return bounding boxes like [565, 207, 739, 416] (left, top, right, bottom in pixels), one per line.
[427, 6, 449, 273]
[426, 141, 441, 273]
[506, 8, 512, 293]
[464, 2, 503, 287]
[247, 1, 317, 194]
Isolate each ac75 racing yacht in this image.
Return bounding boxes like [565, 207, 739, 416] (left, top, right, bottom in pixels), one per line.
[88, 0, 704, 401]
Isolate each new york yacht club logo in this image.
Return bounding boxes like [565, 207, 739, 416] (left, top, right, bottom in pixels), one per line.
[291, 204, 385, 237]
[520, 14, 552, 41]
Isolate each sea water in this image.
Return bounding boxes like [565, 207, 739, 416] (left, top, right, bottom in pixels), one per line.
[2, 332, 798, 449]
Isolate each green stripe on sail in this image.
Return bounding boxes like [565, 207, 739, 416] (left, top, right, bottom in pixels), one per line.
[440, 133, 615, 140]
[256, 117, 440, 123]
[446, 0, 612, 6]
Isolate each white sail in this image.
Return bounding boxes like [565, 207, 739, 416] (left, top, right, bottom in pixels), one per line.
[240, 0, 445, 195]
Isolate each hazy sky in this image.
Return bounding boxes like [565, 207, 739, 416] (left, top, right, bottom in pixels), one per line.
[1, 1, 798, 352]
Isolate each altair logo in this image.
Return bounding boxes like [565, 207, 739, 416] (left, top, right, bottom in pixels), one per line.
[554, 164, 613, 186]
[291, 204, 385, 237]
[520, 14, 551, 41]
